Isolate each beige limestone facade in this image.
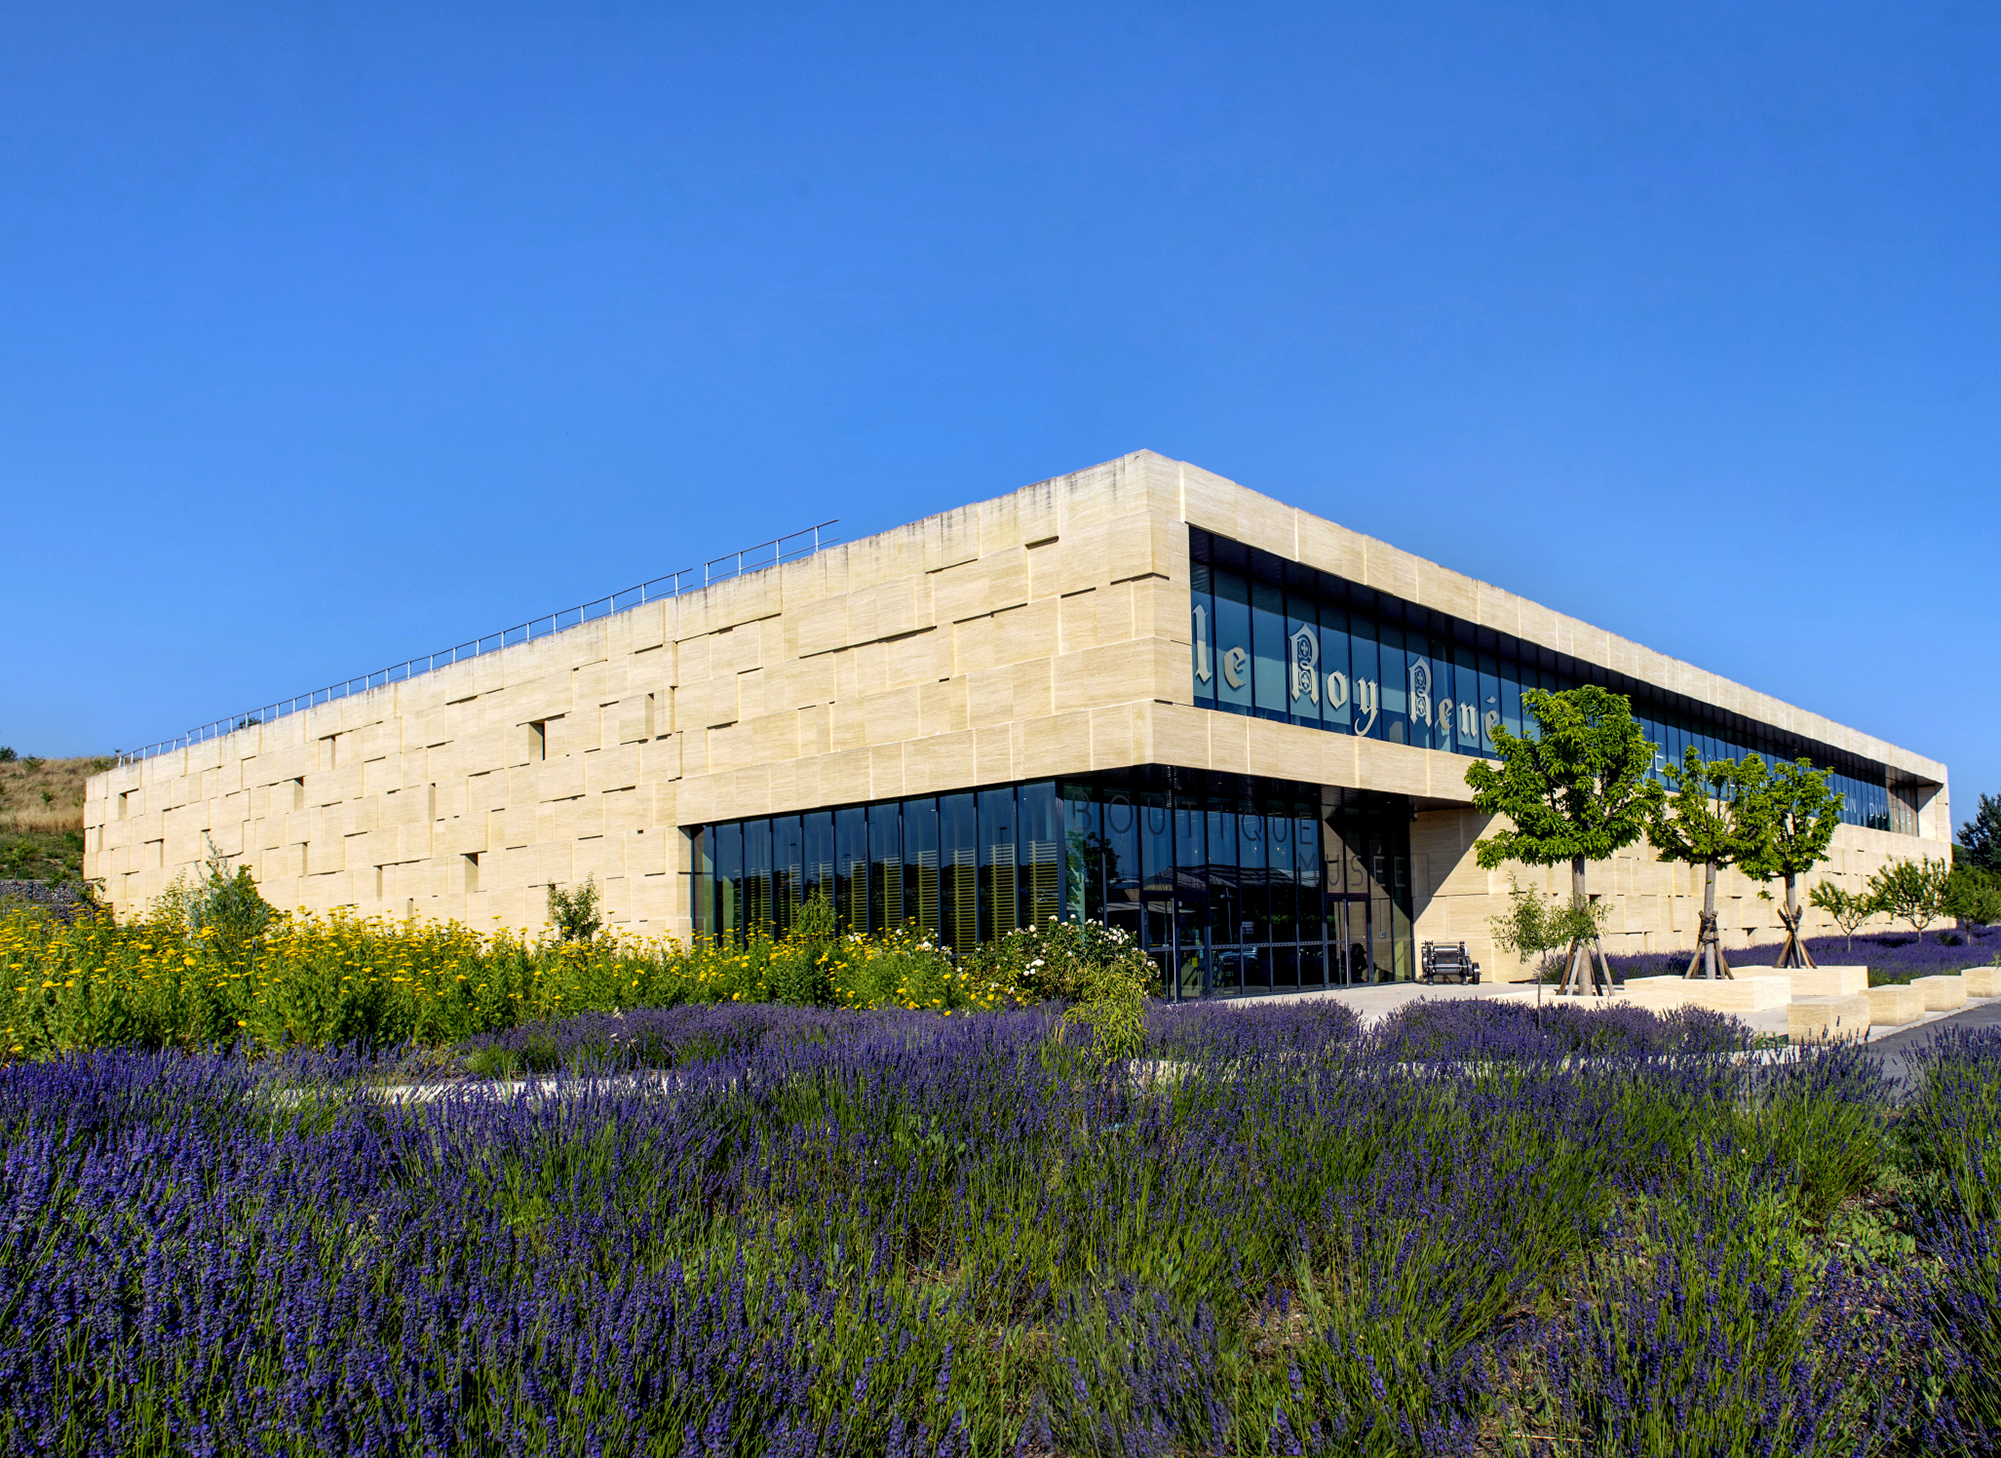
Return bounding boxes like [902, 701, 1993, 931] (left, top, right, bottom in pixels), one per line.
[84, 450, 1950, 981]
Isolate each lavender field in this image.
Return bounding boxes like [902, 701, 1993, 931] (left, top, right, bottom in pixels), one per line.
[1610, 924, 2001, 983]
[3, 999, 1997, 1456]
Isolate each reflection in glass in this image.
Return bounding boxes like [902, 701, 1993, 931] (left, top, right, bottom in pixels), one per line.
[836, 807, 866, 930]
[1102, 793, 1141, 943]
[1187, 529, 1896, 832]
[904, 797, 939, 941]
[1214, 569, 1253, 713]
[1252, 576, 1287, 720]
[979, 788, 1019, 942]
[941, 792, 978, 953]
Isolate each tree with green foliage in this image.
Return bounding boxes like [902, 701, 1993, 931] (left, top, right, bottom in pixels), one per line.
[1487, 876, 1559, 979]
[1945, 862, 2001, 927]
[1465, 685, 1663, 996]
[1867, 857, 1952, 943]
[1739, 758, 1845, 969]
[973, 917, 1154, 1063]
[1808, 881, 1879, 952]
[1487, 874, 1608, 983]
[1957, 790, 2001, 875]
[1647, 747, 1764, 980]
[546, 876, 604, 943]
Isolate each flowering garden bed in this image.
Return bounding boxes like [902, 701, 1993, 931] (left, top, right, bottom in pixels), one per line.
[1608, 926, 2001, 985]
[2, 997, 1997, 1455]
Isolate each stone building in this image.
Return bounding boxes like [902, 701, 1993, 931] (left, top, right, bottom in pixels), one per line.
[84, 451, 1950, 993]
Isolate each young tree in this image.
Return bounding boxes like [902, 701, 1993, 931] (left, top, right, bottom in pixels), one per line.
[1488, 875, 1560, 980]
[1647, 747, 1764, 980]
[1867, 857, 1952, 943]
[546, 876, 604, 942]
[1945, 864, 2001, 928]
[1808, 881, 1879, 952]
[1466, 685, 1663, 996]
[1489, 878, 1609, 983]
[1738, 758, 1844, 969]
[1958, 791, 2001, 875]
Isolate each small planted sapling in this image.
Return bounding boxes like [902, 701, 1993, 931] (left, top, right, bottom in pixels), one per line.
[547, 876, 604, 943]
[1867, 857, 1952, 944]
[1808, 881, 1879, 952]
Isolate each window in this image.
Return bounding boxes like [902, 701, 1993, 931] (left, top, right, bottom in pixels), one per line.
[1187, 528, 1896, 831]
[529, 721, 547, 761]
[463, 853, 480, 894]
[690, 770, 1417, 1002]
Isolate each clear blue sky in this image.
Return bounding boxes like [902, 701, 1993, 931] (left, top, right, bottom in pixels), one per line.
[3, 3, 1996, 827]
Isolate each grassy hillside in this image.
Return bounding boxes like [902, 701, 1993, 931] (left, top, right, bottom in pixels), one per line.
[0, 752, 110, 884]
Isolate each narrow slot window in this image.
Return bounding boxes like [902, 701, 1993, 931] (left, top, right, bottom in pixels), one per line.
[464, 852, 480, 894]
[529, 721, 547, 761]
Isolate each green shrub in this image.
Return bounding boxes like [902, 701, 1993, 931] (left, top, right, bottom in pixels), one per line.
[973, 918, 1154, 1062]
[546, 877, 604, 943]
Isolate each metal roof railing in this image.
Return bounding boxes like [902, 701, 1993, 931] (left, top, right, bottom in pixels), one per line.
[117, 520, 838, 766]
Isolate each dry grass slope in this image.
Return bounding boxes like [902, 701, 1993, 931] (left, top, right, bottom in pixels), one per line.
[0, 754, 107, 883]
[0, 754, 102, 834]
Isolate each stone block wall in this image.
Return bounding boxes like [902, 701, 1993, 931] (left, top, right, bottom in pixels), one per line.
[85, 449, 1951, 948]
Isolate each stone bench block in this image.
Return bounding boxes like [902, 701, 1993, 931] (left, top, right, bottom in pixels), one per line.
[1964, 967, 2001, 998]
[1789, 965, 1869, 998]
[1788, 994, 1871, 1042]
[1867, 984, 1926, 1027]
[1621, 974, 1791, 1014]
[1912, 974, 1967, 1011]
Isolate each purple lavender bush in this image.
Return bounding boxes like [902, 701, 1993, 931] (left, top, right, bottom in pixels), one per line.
[1611, 925, 2001, 985]
[0, 999, 1988, 1454]
[1897, 1025, 2001, 1452]
[1363, 995, 1748, 1062]
[456, 1000, 999, 1076]
[1143, 998, 1362, 1063]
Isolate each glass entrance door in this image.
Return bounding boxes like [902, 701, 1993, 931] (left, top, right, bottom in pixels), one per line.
[1326, 896, 1374, 984]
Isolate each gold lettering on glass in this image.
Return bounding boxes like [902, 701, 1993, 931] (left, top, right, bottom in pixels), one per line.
[1355, 678, 1380, 735]
[1326, 670, 1350, 710]
[1289, 625, 1319, 705]
[1222, 646, 1248, 690]
[1437, 697, 1454, 734]
[1192, 604, 1212, 683]
[1409, 660, 1431, 727]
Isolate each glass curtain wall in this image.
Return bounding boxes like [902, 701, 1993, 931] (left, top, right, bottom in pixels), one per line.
[691, 769, 1416, 999]
[1190, 528, 1900, 830]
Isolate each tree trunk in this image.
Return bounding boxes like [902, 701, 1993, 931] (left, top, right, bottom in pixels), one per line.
[1560, 855, 1615, 996]
[1774, 871, 1817, 968]
[1684, 860, 1733, 979]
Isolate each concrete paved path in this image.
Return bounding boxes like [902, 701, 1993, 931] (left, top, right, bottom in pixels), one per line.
[1855, 997, 2001, 1095]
